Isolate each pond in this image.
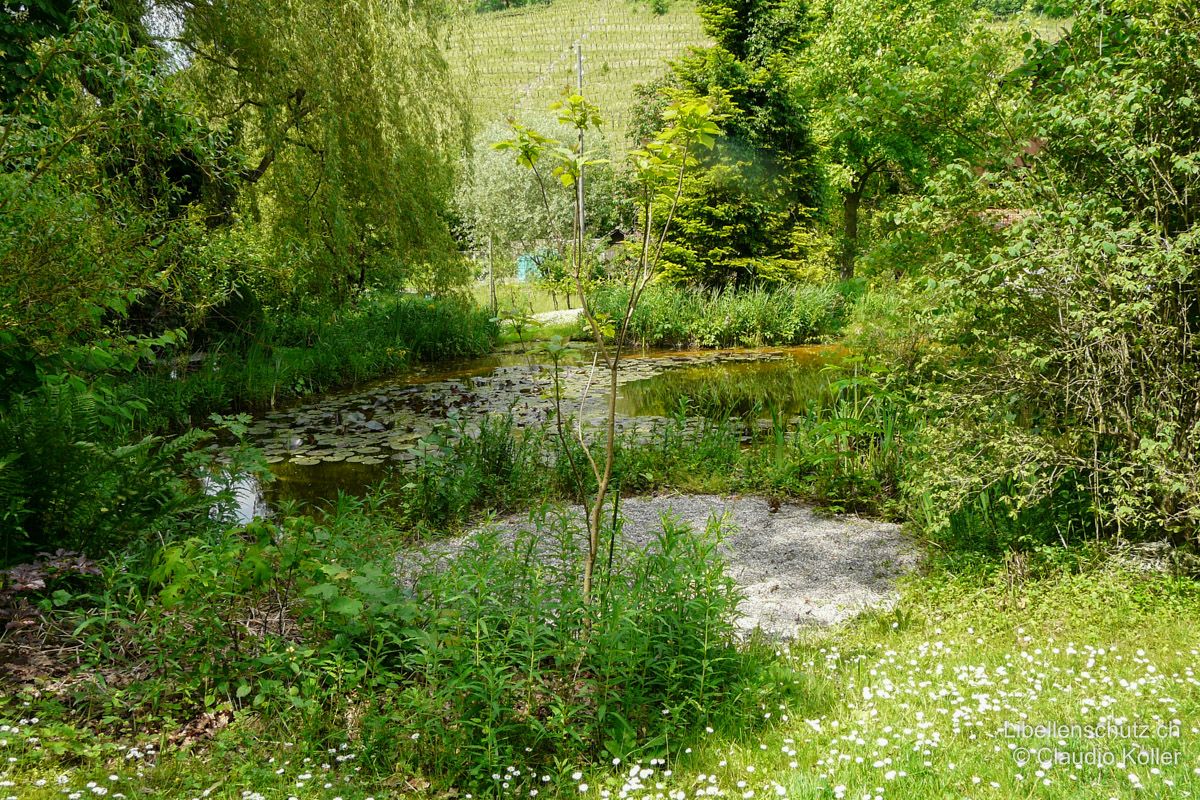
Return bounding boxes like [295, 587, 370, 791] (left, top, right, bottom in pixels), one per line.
[211, 344, 842, 520]
[616, 346, 836, 419]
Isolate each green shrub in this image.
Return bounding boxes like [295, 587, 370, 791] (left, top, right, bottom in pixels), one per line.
[391, 410, 748, 532]
[359, 512, 781, 789]
[974, 0, 1043, 15]
[126, 293, 500, 430]
[397, 414, 548, 531]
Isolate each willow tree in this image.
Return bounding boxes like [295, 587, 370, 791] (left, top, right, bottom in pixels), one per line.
[168, 0, 469, 300]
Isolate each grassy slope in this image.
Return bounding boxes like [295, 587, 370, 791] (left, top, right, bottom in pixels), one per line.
[449, 0, 710, 141]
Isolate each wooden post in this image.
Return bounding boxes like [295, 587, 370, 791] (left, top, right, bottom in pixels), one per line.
[488, 234, 497, 316]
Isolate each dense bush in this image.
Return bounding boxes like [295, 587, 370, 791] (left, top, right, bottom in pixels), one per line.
[372, 514, 779, 787]
[589, 283, 842, 348]
[3, 493, 789, 791]
[974, 0, 1043, 14]
[900, 0, 1200, 545]
[630, 0, 827, 288]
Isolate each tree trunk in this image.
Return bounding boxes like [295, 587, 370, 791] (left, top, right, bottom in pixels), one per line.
[841, 189, 861, 281]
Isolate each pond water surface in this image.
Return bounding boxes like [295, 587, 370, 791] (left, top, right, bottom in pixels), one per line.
[213, 344, 842, 519]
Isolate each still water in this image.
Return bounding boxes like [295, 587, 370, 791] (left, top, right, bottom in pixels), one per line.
[211, 344, 841, 520]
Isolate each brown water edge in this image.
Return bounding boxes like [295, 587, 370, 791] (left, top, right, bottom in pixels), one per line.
[207, 344, 843, 521]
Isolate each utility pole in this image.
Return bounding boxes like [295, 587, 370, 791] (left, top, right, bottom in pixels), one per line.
[574, 42, 585, 312]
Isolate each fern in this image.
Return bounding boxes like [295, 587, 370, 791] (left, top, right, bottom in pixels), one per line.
[0, 384, 218, 559]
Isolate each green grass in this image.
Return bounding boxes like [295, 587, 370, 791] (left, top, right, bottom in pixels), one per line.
[497, 319, 583, 347]
[122, 293, 499, 430]
[5, 549, 1195, 799]
[589, 283, 845, 349]
[472, 280, 568, 315]
[449, 0, 710, 141]
[565, 556, 1200, 800]
[1028, 14, 1072, 42]
[2, 336, 1196, 800]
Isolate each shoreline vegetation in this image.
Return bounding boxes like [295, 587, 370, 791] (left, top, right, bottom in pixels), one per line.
[3, 0, 1198, 797]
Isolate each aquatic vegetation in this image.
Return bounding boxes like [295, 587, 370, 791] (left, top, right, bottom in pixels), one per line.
[589, 285, 844, 349]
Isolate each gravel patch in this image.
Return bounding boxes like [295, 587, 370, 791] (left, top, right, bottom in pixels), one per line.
[532, 308, 584, 326]
[412, 493, 919, 638]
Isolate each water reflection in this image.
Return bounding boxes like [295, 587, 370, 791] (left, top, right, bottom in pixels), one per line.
[202, 471, 271, 524]
[616, 347, 841, 419]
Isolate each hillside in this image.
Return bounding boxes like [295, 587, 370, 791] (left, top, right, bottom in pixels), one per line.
[450, 0, 711, 141]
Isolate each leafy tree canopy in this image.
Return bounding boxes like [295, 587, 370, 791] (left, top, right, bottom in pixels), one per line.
[0, 4, 235, 395]
[633, 1, 827, 287]
[906, 0, 1200, 541]
[164, 0, 470, 299]
[795, 0, 1010, 278]
[696, 0, 809, 64]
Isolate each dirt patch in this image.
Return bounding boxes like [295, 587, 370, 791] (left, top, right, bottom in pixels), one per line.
[421, 494, 919, 638]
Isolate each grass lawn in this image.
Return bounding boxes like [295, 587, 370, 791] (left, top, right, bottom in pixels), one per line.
[471, 280, 569, 316]
[653, 557, 1200, 800]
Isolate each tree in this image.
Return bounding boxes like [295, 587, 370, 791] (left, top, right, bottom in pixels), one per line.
[695, 0, 809, 65]
[497, 94, 721, 602]
[165, 0, 469, 300]
[0, 5, 233, 394]
[910, 0, 1200, 543]
[631, 0, 826, 287]
[1, 0, 74, 106]
[796, 0, 1009, 279]
[454, 117, 628, 309]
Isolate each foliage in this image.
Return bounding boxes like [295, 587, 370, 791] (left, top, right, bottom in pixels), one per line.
[0, 382, 214, 561]
[397, 414, 549, 530]
[166, 0, 468, 300]
[0, 6, 237, 395]
[590, 282, 842, 347]
[381, 514, 777, 787]
[975, 0, 1044, 14]
[454, 117, 629, 302]
[125, 294, 499, 429]
[0, 488, 792, 794]
[632, 4, 827, 287]
[904, 0, 1200, 544]
[796, 0, 1012, 278]
[695, 0, 810, 64]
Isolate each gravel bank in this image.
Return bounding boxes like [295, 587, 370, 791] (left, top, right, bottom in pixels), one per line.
[413, 494, 919, 638]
